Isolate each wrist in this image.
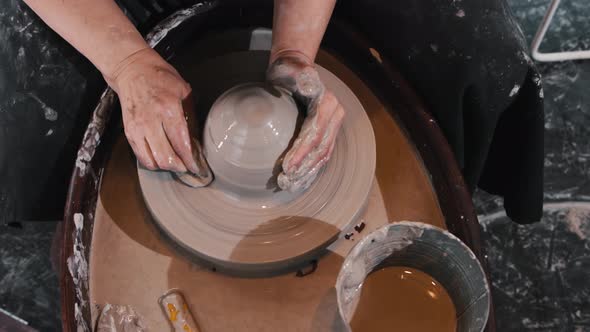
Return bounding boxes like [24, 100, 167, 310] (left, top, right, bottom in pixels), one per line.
[269, 49, 314, 67]
[103, 47, 159, 92]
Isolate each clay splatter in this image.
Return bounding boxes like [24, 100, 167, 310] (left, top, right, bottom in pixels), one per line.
[67, 213, 90, 332]
[354, 222, 366, 233]
[28, 93, 58, 121]
[75, 90, 115, 177]
[336, 222, 427, 322]
[146, 3, 212, 48]
[509, 84, 520, 97]
[96, 304, 147, 331]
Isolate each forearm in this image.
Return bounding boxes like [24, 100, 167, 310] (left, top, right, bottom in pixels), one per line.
[23, 0, 149, 81]
[270, 0, 336, 64]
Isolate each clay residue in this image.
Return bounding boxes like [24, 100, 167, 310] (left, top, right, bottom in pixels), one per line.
[145, 2, 214, 48]
[277, 154, 321, 192]
[68, 213, 90, 332]
[75, 303, 88, 332]
[28, 93, 58, 121]
[336, 222, 426, 322]
[294, 67, 324, 99]
[75, 89, 115, 177]
[509, 84, 521, 97]
[96, 304, 147, 332]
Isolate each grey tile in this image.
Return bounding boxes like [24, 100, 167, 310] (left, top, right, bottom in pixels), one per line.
[480, 204, 590, 331]
[0, 222, 61, 332]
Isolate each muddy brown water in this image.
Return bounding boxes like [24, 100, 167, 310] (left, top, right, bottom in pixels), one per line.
[351, 267, 456, 332]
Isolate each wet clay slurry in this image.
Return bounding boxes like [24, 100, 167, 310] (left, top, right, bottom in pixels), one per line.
[350, 267, 456, 332]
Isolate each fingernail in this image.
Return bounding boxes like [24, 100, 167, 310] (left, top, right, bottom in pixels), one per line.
[168, 156, 186, 172]
[144, 162, 157, 171]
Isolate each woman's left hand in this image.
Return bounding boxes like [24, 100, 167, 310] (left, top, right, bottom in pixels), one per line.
[267, 53, 345, 192]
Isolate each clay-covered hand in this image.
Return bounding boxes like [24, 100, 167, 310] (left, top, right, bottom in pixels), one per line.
[108, 48, 211, 185]
[267, 53, 345, 192]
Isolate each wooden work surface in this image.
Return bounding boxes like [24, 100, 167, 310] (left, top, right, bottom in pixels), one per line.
[88, 53, 445, 331]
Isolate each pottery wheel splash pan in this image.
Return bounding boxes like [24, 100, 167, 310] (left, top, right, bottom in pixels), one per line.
[137, 50, 376, 274]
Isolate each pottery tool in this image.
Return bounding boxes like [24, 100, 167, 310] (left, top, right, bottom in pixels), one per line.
[159, 289, 200, 332]
[137, 52, 376, 274]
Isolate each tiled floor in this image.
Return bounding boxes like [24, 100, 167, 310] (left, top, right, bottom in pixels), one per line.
[474, 0, 590, 330]
[0, 222, 61, 331]
[1, 0, 590, 331]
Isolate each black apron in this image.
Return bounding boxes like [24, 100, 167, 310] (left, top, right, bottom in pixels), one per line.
[335, 0, 545, 223]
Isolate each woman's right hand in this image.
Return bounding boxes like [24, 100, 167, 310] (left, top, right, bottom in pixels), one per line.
[107, 48, 211, 182]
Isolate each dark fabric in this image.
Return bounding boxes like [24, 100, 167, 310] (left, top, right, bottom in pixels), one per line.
[0, 1, 104, 223]
[335, 0, 545, 224]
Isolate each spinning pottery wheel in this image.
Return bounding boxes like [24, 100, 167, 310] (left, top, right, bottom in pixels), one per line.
[137, 52, 376, 273]
[60, 4, 495, 332]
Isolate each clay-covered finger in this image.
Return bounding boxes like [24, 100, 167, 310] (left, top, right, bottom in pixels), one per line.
[188, 138, 212, 179]
[160, 98, 212, 183]
[162, 106, 200, 174]
[282, 131, 339, 191]
[127, 135, 158, 170]
[174, 138, 213, 188]
[145, 124, 187, 172]
[282, 92, 338, 172]
[291, 123, 335, 179]
[278, 153, 324, 192]
[278, 135, 333, 192]
[304, 108, 343, 170]
[278, 107, 344, 192]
